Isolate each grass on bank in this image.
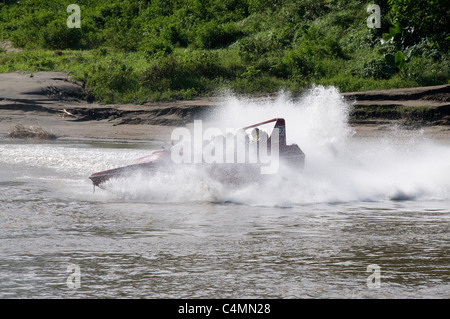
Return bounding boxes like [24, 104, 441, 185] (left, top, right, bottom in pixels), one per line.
[1, 46, 447, 104]
[0, 0, 448, 104]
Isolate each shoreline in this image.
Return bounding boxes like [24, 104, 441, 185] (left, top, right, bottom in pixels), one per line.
[1, 106, 449, 143]
[0, 71, 449, 143]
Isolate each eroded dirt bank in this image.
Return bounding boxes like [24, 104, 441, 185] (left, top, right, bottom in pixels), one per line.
[0, 71, 449, 141]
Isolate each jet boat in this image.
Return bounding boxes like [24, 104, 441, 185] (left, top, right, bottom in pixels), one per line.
[89, 118, 305, 189]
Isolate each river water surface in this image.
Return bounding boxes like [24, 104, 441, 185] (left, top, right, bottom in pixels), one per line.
[1, 88, 449, 298]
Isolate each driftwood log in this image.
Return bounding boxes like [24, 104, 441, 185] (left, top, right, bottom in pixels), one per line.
[6, 124, 57, 140]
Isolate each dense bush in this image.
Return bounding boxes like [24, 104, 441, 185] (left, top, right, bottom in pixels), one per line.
[41, 20, 83, 49]
[195, 22, 244, 49]
[84, 56, 141, 103]
[387, 0, 449, 49]
[0, 0, 448, 103]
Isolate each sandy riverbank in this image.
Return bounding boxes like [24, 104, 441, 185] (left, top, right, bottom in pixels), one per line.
[0, 71, 449, 142]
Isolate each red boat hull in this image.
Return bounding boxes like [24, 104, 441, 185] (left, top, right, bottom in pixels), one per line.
[89, 118, 305, 187]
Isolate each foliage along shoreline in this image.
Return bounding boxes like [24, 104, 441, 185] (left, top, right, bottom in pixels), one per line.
[0, 0, 448, 105]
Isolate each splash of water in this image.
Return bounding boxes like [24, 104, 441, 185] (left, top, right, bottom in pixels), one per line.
[2, 85, 447, 205]
[105, 85, 450, 205]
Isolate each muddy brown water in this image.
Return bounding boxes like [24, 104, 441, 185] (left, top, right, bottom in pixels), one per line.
[0, 136, 448, 299]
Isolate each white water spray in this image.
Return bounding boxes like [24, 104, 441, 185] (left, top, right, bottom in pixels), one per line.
[1, 86, 448, 206]
[104, 85, 450, 205]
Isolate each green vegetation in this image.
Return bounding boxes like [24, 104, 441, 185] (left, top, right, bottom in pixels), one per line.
[0, 0, 448, 104]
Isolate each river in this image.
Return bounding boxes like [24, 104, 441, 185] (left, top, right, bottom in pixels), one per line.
[0, 87, 448, 298]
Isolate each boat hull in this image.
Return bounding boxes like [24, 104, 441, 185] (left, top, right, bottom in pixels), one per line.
[88, 118, 306, 188]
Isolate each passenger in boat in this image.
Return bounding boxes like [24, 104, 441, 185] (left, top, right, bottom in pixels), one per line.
[251, 127, 268, 143]
[251, 128, 260, 142]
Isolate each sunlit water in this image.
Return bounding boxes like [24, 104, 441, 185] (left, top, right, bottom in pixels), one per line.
[0, 87, 449, 298]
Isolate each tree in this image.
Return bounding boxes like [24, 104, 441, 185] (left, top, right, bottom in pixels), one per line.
[387, 0, 449, 49]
